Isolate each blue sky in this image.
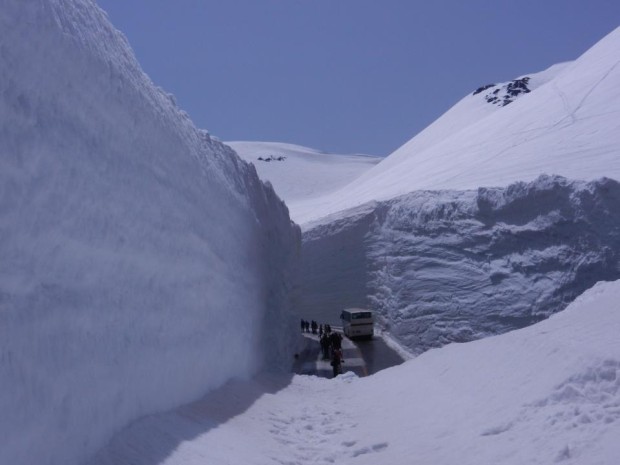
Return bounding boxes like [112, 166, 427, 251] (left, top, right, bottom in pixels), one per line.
[97, 0, 619, 156]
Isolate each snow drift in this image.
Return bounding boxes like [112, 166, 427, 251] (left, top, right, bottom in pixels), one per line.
[300, 175, 620, 353]
[0, 2, 299, 465]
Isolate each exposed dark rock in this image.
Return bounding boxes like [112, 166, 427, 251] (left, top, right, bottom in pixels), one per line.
[473, 83, 496, 95]
[257, 155, 287, 162]
[477, 76, 532, 107]
[506, 77, 531, 97]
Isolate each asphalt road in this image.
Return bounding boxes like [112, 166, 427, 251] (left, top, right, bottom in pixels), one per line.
[293, 332, 405, 379]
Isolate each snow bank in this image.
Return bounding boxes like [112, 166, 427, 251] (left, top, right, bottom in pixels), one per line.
[342, 279, 620, 464]
[300, 175, 620, 353]
[0, 2, 299, 465]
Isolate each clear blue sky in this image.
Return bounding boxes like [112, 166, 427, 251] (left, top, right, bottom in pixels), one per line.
[97, 0, 619, 156]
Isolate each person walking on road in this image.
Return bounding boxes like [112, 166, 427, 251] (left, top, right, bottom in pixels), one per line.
[330, 347, 342, 378]
[329, 331, 342, 350]
[320, 333, 330, 360]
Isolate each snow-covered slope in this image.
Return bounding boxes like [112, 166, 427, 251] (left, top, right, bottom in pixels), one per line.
[0, 2, 298, 465]
[295, 27, 620, 226]
[88, 279, 620, 465]
[372, 61, 570, 174]
[298, 27, 620, 354]
[227, 141, 380, 217]
[300, 175, 620, 352]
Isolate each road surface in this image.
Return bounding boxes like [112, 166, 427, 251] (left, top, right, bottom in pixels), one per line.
[293, 332, 404, 378]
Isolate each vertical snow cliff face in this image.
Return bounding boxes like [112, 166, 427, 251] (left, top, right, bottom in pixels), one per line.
[300, 176, 620, 353]
[0, 1, 299, 464]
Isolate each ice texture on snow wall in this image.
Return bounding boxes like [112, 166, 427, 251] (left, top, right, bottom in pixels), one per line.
[0, 1, 299, 465]
[300, 176, 620, 353]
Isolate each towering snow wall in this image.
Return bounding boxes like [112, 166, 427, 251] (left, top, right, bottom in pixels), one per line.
[300, 176, 620, 353]
[0, 2, 299, 464]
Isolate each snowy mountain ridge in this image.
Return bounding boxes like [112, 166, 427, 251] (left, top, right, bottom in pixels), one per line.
[232, 63, 568, 225]
[292, 27, 619, 226]
[476, 76, 532, 105]
[472, 65, 568, 107]
[228, 140, 381, 206]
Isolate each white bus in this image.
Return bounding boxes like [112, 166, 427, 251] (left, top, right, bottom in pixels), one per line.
[340, 308, 374, 339]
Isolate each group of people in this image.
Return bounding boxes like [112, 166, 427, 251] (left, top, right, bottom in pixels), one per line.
[322, 331, 344, 377]
[299, 319, 335, 336]
[300, 318, 344, 378]
[300, 319, 318, 334]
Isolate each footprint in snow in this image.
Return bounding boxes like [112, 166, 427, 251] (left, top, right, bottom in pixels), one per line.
[351, 442, 388, 457]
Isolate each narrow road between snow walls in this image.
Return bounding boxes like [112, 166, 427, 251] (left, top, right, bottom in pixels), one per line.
[293, 331, 407, 378]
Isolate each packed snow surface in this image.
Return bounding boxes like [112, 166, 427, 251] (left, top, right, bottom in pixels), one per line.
[294, 27, 620, 226]
[88, 280, 620, 464]
[0, 2, 298, 465]
[227, 141, 380, 217]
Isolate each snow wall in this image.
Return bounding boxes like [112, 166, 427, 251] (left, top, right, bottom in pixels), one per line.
[300, 175, 620, 353]
[0, 2, 300, 465]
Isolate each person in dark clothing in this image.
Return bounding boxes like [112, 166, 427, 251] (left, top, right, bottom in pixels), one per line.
[319, 324, 323, 337]
[320, 333, 330, 359]
[300, 318, 305, 333]
[311, 320, 317, 334]
[328, 331, 344, 362]
[304, 320, 310, 332]
[336, 332, 343, 361]
[330, 348, 342, 378]
[329, 331, 341, 350]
